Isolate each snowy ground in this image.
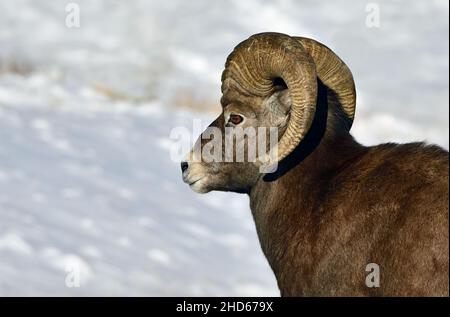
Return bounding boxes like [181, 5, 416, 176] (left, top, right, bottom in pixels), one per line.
[0, 0, 448, 296]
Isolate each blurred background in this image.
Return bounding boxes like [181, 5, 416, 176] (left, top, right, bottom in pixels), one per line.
[0, 0, 448, 296]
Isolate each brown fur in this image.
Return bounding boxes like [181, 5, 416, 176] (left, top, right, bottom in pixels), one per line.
[250, 131, 449, 296]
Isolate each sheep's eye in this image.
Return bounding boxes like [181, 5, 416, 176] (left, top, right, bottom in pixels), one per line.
[228, 114, 244, 125]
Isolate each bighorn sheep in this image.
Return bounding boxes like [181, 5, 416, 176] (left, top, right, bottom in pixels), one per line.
[181, 33, 449, 296]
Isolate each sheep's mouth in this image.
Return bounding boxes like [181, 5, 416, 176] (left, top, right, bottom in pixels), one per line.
[188, 178, 203, 186]
[187, 176, 210, 194]
[183, 174, 205, 186]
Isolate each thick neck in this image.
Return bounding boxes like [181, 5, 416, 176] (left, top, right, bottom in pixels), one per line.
[248, 129, 366, 293]
[247, 82, 367, 291]
[249, 128, 365, 233]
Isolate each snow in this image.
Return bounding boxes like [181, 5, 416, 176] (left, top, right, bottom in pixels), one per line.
[0, 100, 278, 296]
[0, 0, 448, 296]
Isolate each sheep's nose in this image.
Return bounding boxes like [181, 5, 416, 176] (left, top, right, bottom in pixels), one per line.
[181, 161, 189, 173]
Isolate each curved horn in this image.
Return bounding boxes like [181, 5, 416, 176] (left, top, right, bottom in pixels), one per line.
[295, 37, 356, 125]
[221, 32, 318, 163]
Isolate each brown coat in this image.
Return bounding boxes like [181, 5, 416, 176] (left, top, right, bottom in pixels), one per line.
[250, 130, 449, 296]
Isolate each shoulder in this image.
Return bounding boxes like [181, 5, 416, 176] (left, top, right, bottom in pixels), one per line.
[366, 142, 448, 174]
[370, 142, 448, 158]
[332, 141, 448, 196]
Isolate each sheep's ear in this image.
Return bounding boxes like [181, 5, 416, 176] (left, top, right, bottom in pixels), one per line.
[265, 89, 292, 126]
[276, 89, 292, 115]
[267, 89, 291, 118]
